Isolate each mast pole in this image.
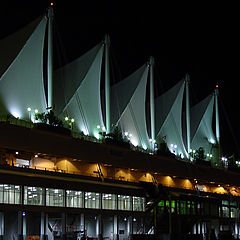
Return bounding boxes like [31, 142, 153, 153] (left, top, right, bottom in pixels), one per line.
[47, 4, 54, 110]
[149, 56, 155, 150]
[105, 35, 110, 134]
[185, 74, 191, 156]
[215, 85, 220, 144]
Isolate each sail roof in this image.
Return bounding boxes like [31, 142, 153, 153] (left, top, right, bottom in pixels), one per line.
[191, 93, 216, 153]
[113, 64, 150, 149]
[54, 43, 104, 137]
[0, 17, 47, 119]
[155, 80, 187, 158]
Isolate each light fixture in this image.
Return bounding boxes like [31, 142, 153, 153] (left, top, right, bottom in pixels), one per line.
[71, 118, 75, 123]
[65, 117, 69, 121]
[27, 107, 31, 112]
[34, 109, 38, 113]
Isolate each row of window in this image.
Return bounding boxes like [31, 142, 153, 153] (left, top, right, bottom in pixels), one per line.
[158, 199, 238, 218]
[0, 184, 145, 211]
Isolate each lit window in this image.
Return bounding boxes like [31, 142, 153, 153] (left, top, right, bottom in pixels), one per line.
[118, 195, 132, 211]
[24, 186, 43, 205]
[46, 188, 65, 207]
[133, 196, 145, 211]
[102, 193, 116, 210]
[0, 184, 21, 204]
[66, 190, 83, 208]
[85, 192, 100, 209]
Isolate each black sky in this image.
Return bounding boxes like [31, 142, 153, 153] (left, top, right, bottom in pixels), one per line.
[0, 1, 239, 156]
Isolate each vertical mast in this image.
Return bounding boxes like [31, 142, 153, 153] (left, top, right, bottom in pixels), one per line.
[47, 4, 54, 110]
[215, 85, 220, 144]
[149, 56, 155, 150]
[105, 35, 110, 134]
[185, 74, 191, 156]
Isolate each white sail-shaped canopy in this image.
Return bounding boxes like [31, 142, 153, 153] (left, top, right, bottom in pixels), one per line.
[191, 94, 216, 154]
[54, 43, 104, 137]
[0, 17, 47, 119]
[113, 64, 150, 150]
[155, 80, 187, 158]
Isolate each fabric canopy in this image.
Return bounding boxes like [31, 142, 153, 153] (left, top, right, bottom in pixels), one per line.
[0, 17, 47, 119]
[191, 94, 216, 154]
[155, 80, 187, 158]
[54, 43, 104, 136]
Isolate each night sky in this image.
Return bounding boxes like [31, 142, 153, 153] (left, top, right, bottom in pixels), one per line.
[0, 1, 239, 156]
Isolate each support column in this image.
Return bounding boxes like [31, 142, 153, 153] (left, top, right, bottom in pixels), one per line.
[17, 211, 23, 240]
[41, 212, 48, 240]
[0, 212, 4, 239]
[105, 34, 111, 134]
[113, 215, 119, 240]
[80, 213, 85, 237]
[127, 216, 133, 239]
[62, 212, 66, 240]
[96, 214, 102, 240]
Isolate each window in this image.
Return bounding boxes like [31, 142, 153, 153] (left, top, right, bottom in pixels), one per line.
[85, 192, 100, 209]
[0, 184, 21, 204]
[24, 186, 43, 205]
[230, 207, 236, 218]
[118, 195, 132, 211]
[133, 197, 145, 211]
[222, 206, 229, 218]
[102, 193, 116, 210]
[46, 188, 65, 207]
[66, 190, 83, 208]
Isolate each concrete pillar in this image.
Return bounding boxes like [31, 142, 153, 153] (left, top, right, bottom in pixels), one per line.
[62, 212, 66, 240]
[41, 212, 48, 240]
[96, 214, 103, 240]
[113, 215, 119, 240]
[0, 212, 4, 239]
[18, 211, 25, 240]
[127, 216, 133, 239]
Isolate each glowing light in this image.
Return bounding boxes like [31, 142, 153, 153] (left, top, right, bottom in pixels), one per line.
[34, 109, 38, 113]
[83, 130, 89, 136]
[216, 84, 218, 88]
[65, 117, 69, 121]
[71, 118, 75, 123]
[209, 138, 215, 144]
[97, 125, 101, 129]
[15, 152, 19, 155]
[131, 139, 138, 147]
[174, 144, 177, 149]
[50, 2, 54, 6]
[27, 107, 31, 112]
[94, 132, 100, 140]
[102, 126, 106, 131]
[124, 132, 128, 136]
[35, 154, 38, 158]
[12, 111, 20, 119]
[149, 139, 152, 142]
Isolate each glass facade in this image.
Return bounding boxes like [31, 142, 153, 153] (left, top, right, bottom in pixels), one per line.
[66, 190, 83, 208]
[85, 192, 100, 209]
[24, 186, 43, 205]
[0, 184, 21, 204]
[102, 193, 116, 210]
[46, 188, 65, 207]
[0, 182, 145, 212]
[118, 195, 132, 211]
